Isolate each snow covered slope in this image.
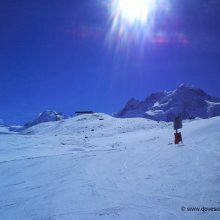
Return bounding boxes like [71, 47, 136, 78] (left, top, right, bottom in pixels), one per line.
[116, 84, 220, 121]
[0, 113, 220, 220]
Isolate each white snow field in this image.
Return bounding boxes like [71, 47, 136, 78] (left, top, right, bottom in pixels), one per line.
[0, 113, 220, 220]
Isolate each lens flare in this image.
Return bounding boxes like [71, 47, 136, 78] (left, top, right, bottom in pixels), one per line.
[109, 0, 170, 44]
[116, 0, 156, 25]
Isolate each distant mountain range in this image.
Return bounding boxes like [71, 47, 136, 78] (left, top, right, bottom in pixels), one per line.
[3, 84, 220, 130]
[115, 84, 220, 122]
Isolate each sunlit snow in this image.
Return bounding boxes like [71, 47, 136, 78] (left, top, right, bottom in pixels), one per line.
[0, 113, 220, 219]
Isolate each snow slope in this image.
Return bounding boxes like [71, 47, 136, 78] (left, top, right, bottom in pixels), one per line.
[0, 113, 220, 219]
[116, 84, 220, 121]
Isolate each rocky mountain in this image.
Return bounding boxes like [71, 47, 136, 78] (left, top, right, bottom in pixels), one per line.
[115, 84, 220, 121]
[24, 110, 66, 128]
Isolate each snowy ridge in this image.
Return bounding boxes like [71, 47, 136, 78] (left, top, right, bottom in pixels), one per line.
[21, 113, 165, 136]
[116, 84, 220, 121]
[0, 124, 10, 134]
[0, 114, 220, 219]
[0, 119, 11, 134]
[24, 110, 66, 128]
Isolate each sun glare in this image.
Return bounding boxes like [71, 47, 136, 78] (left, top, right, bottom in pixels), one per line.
[109, 0, 170, 44]
[110, 0, 158, 39]
[117, 0, 156, 24]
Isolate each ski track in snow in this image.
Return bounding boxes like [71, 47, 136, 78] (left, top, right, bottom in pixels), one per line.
[0, 114, 220, 219]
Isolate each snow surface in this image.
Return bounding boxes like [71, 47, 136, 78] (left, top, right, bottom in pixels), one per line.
[0, 113, 220, 219]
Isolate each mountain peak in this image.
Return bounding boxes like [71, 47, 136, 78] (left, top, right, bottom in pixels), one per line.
[175, 83, 207, 97]
[178, 83, 196, 89]
[116, 84, 220, 121]
[24, 110, 66, 128]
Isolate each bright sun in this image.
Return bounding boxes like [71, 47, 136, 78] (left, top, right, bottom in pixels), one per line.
[109, 0, 170, 43]
[114, 0, 156, 25]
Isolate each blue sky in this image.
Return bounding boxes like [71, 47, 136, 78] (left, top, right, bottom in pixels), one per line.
[1, 0, 220, 124]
